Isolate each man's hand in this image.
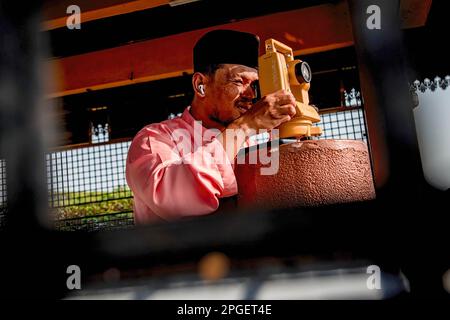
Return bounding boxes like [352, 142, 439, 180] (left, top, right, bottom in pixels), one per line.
[229, 89, 297, 133]
[215, 89, 296, 162]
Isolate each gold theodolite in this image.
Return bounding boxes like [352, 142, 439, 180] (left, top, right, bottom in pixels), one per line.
[258, 39, 322, 139]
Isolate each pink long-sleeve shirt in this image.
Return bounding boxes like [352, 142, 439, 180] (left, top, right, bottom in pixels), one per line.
[126, 107, 250, 224]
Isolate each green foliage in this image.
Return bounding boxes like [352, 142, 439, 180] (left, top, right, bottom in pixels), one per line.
[54, 211, 134, 231]
[51, 185, 132, 207]
[52, 186, 134, 220]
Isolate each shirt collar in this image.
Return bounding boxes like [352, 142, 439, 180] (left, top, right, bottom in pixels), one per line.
[181, 106, 196, 128]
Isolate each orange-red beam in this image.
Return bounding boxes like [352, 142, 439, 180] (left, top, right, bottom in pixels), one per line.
[49, 2, 354, 98]
[43, 0, 169, 30]
[400, 0, 432, 29]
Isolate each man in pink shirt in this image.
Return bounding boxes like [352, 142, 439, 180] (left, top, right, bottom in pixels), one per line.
[126, 29, 297, 224]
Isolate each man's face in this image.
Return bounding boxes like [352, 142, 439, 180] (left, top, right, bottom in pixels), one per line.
[204, 64, 258, 127]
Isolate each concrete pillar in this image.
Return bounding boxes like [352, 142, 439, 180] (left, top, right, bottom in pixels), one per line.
[235, 140, 375, 210]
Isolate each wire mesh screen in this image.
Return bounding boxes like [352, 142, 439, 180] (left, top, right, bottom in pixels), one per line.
[0, 159, 6, 227]
[47, 140, 134, 231]
[54, 212, 134, 232]
[315, 108, 367, 142]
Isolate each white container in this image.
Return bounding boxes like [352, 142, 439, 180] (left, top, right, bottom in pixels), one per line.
[412, 76, 450, 190]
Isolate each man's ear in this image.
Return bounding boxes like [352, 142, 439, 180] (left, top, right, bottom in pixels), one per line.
[192, 72, 208, 97]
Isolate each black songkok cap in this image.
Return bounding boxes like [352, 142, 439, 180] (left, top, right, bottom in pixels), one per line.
[193, 29, 260, 73]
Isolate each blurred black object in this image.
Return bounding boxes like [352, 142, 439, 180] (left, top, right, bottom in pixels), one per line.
[0, 1, 71, 298]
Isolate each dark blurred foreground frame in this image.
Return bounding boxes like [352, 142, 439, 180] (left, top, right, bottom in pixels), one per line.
[0, 0, 448, 299]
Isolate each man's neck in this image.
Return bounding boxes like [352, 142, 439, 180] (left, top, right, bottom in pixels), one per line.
[190, 102, 226, 131]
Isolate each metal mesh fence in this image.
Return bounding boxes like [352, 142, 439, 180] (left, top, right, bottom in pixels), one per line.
[54, 212, 134, 232]
[315, 107, 367, 142]
[47, 140, 134, 230]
